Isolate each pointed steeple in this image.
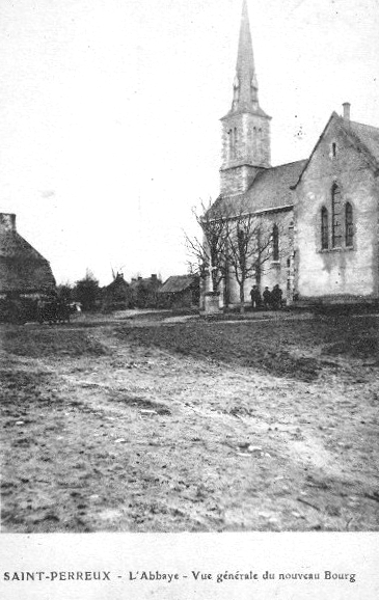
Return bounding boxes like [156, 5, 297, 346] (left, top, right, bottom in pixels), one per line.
[220, 1, 271, 193]
[231, 0, 262, 114]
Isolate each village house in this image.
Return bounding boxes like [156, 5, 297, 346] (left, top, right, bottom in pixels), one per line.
[203, 1, 379, 308]
[129, 274, 162, 309]
[102, 272, 132, 312]
[158, 275, 200, 309]
[0, 212, 55, 299]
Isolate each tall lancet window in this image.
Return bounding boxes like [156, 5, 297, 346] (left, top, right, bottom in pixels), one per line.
[345, 202, 354, 247]
[228, 128, 238, 159]
[228, 129, 234, 159]
[272, 224, 279, 261]
[321, 206, 329, 249]
[331, 184, 342, 248]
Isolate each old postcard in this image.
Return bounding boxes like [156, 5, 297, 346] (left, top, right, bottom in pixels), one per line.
[0, 0, 378, 598]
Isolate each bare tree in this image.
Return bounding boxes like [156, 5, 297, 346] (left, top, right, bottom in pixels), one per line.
[185, 199, 230, 294]
[226, 208, 272, 312]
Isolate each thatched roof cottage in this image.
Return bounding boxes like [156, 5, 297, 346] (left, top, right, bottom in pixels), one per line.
[0, 213, 55, 297]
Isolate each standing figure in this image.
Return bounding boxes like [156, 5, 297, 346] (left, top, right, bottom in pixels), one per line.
[263, 286, 272, 310]
[250, 285, 261, 310]
[271, 284, 283, 310]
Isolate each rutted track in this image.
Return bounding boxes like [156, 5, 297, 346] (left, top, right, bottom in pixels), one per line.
[1, 313, 378, 532]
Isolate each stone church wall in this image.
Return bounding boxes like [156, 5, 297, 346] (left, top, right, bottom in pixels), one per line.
[220, 208, 294, 307]
[295, 121, 379, 300]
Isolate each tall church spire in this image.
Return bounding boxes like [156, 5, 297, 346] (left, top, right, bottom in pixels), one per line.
[232, 0, 259, 113]
[220, 0, 271, 195]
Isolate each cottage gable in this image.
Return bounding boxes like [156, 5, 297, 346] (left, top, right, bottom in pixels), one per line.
[159, 275, 197, 294]
[158, 275, 199, 309]
[0, 213, 55, 295]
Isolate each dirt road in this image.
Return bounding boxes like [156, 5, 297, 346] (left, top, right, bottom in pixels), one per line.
[1, 313, 378, 531]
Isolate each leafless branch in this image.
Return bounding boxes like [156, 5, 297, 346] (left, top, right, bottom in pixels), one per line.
[184, 198, 230, 292]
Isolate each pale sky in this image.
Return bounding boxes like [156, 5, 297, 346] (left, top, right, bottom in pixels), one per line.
[0, 0, 378, 285]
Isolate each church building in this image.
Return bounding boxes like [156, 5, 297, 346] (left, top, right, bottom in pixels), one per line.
[205, 0, 379, 307]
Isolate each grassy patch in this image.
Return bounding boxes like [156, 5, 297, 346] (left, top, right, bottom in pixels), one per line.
[0, 369, 57, 407]
[114, 316, 378, 381]
[2, 327, 108, 358]
[324, 336, 378, 360]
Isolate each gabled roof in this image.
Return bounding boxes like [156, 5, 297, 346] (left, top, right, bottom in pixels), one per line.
[105, 274, 129, 292]
[129, 275, 161, 290]
[245, 160, 307, 211]
[209, 159, 306, 218]
[349, 120, 379, 165]
[0, 229, 47, 261]
[0, 223, 55, 293]
[159, 275, 198, 294]
[293, 112, 379, 188]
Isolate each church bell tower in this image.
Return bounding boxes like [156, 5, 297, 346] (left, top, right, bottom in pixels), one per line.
[220, 0, 271, 195]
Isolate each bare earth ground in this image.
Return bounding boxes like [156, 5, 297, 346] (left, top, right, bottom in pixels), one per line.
[0, 311, 378, 532]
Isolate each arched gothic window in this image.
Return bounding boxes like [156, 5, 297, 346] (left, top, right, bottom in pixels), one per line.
[321, 206, 329, 249]
[228, 128, 238, 159]
[272, 224, 279, 261]
[331, 184, 342, 248]
[228, 129, 233, 159]
[345, 202, 354, 247]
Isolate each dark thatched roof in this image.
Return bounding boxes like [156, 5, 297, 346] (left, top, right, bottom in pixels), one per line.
[105, 274, 130, 292]
[159, 275, 198, 294]
[129, 275, 161, 290]
[0, 213, 55, 294]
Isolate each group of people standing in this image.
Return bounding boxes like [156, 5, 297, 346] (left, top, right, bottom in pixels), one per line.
[250, 284, 283, 311]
